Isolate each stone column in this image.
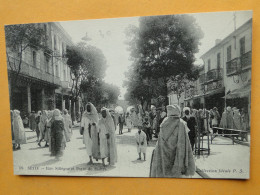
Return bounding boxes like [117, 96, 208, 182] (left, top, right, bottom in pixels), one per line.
[53, 90, 56, 109]
[41, 88, 45, 111]
[61, 94, 64, 111]
[27, 85, 31, 113]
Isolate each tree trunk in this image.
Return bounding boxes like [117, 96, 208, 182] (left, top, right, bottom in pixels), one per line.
[71, 98, 76, 124]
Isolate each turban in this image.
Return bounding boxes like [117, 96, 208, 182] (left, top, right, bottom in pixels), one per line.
[166, 104, 181, 117]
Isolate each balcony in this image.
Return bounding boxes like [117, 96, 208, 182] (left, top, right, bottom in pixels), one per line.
[226, 51, 252, 75]
[199, 74, 205, 84]
[206, 68, 223, 83]
[8, 56, 61, 86]
[61, 81, 72, 89]
[241, 51, 252, 70]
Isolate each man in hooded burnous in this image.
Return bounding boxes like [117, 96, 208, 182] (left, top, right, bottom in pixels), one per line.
[100, 108, 117, 166]
[150, 104, 195, 178]
[80, 103, 99, 165]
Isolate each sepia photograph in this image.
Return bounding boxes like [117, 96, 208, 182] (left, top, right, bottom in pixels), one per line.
[5, 10, 252, 178]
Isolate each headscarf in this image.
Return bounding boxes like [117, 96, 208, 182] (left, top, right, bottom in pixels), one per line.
[100, 107, 116, 132]
[37, 111, 42, 117]
[82, 102, 99, 124]
[13, 110, 21, 118]
[166, 104, 181, 117]
[53, 109, 63, 121]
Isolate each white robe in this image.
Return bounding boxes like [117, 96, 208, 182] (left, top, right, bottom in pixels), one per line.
[135, 131, 147, 153]
[81, 117, 94, 156]
[98, 121, 108, 158]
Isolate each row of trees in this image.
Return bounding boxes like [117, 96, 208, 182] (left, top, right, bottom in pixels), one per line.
[66, 42, 120, 119]
[5, 23, 120, 121]
[124, 14, 204, 110]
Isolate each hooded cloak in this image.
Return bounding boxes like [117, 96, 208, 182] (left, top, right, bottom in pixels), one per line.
[100, 108, 117, 165]
[150, 105, 195, 178]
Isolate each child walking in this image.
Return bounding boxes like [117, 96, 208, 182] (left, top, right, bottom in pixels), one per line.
[135, 126, 147, 161]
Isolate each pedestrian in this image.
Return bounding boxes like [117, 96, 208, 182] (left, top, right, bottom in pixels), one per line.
[149, 105, 157, 137]
[143, 117, 151, 144]
[29, 111, 36, 131]
[125, 112, 133, 132]
[109, 110, 117, 130]
[35, 111, 41, 142]
[80, 103, 99, 165]
[220, 106, 234, 130]
[46, 110, 53, 151]
[98, 109, 111, 166]
[13, 110, 27, 150]
[241, 108, 249, 141]
[118, 113, 124, 135]
[50, 109, 66, 160]
[38, 110, 48, 147]
[135, 126, 147, 161]
[182, 107, 197, 151]
[212, 107, 220, 133]
[23, 115, 29, 128]
[150, 104, 195, 178]
[63, 109, 72, 142]
[101, 108, 117, 166]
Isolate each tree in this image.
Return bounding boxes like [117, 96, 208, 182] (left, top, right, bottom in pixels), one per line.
[66, 43, 108, 120]
[5, 23, 47, 108]
[124, 14, 203, 108]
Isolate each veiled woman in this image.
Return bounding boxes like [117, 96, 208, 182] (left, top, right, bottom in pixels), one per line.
[150, 104, 195, 178]
[63, 109, 73, 142]
[50, 109, 66, 160]
[46, 110, 54, 152]
[13, 110, 27, 150]
[100, 108, 117, 166]
[38, 110, 48, 147]
[80, 103, 99, 164]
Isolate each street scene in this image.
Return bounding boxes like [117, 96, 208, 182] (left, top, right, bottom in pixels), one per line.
[6, 10, 252, 178]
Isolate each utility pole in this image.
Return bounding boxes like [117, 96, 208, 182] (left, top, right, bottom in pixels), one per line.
[233, 12, 237, 49]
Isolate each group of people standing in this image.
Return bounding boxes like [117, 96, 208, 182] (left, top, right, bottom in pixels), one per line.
[11, 108, 72, 160]
[80, 103, 117, 167]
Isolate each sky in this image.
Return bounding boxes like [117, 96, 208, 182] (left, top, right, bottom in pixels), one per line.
[60, 10, 252, 100]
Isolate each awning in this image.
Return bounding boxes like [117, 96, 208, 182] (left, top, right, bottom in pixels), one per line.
[224, 82, 251, 99]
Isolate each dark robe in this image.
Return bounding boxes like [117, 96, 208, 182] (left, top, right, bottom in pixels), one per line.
[51, 119, 65, 157]
[182, 116, 197, 151]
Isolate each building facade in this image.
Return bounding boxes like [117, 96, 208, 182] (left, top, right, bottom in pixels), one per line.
[167, 18, 252, 116]
[7, 22, 77, 116]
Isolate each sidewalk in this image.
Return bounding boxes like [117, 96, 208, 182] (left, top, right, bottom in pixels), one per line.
[195, 136, 250, 179]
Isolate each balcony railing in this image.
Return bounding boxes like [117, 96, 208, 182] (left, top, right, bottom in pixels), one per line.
[199, 74, 205, 84]
[241, 51, 252, 70]
[8, 56, 61, 86]
[226, 51, 252, 75]
[206, 68, 223, 82]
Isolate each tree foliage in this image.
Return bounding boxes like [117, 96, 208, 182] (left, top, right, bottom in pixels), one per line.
[5, 23, 47, 81]
[124, 14, 203, 108]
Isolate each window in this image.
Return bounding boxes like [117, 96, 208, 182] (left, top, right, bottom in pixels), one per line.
[207, 59, 211, 71]
[217, 53, 221, 68]
[32, 51, 37, 67]
[45, 54, 50, 73]
[55, 63, 59, 77]
[240, 36, 245, 56]
[63, 69, 66, 81]
[227, 45, 231, 62]
[54, 35, 57, 50]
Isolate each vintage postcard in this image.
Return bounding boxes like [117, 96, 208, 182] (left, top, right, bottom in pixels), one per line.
[5, 10, 252, 178]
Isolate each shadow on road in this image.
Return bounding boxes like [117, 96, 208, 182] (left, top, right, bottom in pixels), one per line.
[30, 159, 59, 167]
[29, 147, 44, 150]
[131, 159, 146, 164]
[78, 147, 86, 150]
